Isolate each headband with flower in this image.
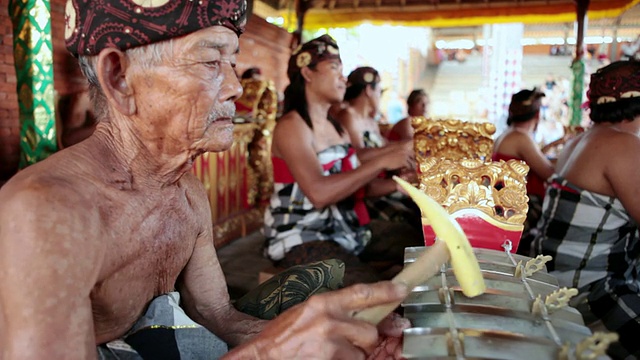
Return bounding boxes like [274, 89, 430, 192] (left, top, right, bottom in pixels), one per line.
[287, 34, 341, 80]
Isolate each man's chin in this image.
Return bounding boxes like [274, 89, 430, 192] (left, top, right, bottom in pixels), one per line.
[198, 127, 234, 153]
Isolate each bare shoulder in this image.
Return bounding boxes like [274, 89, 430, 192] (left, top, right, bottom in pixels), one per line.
[0, 163, 104, 285]
[390, 117, 412, 139]
[496, 129, 536, 155]
[335, 106, 356, 125]
[600, 129, 640, 164]
[1, 158, 91, 211]
[275, 111, 310, 133]
[575, 127, 640, 160]
[273, 112, 313, 155]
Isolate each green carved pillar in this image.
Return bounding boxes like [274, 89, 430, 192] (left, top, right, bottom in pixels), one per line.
[9, 0, 57, 168]
[570, 0, 590, 126]
[570, 59, 586, 126]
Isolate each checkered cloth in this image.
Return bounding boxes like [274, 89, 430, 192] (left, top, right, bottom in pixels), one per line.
[264, 144, 370, 261]
[532, 175, 640, 358]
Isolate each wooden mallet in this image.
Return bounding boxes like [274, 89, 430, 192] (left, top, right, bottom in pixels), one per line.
[354, 176, 486, 325]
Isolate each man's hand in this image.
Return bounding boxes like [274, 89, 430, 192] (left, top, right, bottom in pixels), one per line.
[367, 312, 411, 360]
[224, 281, 409, 360]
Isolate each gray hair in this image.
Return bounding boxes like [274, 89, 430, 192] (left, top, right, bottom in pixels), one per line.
[78, 39, 174, 120]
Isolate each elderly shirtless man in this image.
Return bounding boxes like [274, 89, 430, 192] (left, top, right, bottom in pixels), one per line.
[0, 1, 409, 359]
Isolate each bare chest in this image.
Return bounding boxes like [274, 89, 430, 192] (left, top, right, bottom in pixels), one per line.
[91, 191, 203, 341]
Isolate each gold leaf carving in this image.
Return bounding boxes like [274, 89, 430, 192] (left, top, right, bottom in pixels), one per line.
[413, 117, 496, 162]
[418, 158, 529, 225]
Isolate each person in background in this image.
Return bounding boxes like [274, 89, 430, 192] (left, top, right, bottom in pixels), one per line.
[532, 60, 640, 359]
[335, 67, 422, 231]
[264, 36, 418, 286]
[387, 89, 430, 142]
[0, 2, 408, 358]
[241, 67, 262, 81]
[492, 88, 555, 255]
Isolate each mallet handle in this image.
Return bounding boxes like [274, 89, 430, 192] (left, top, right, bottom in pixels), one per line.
[354, 241, 450, 325]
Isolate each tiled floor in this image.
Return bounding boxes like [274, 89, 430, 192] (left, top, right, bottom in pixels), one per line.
[216, 231, 272, 300]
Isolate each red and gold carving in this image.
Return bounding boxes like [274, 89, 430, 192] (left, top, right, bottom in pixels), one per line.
[418, 157, 530, 251]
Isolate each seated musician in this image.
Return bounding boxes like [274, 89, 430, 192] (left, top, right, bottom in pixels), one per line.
[335, 67, 421, 230]
[241, 67, 262, 81]
[492, 88, 555, 255]
[264, 36, 421, 286]
[532, 61, 640, 359]
[0, 2, 409, 358]
[386, 89, 430, 142]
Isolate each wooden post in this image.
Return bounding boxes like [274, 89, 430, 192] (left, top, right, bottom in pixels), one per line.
[570, 0, 590, 126]
[291, 0, 313, 50]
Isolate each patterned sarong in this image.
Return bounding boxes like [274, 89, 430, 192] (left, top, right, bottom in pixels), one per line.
[532, 175, 640, 359]
[97, 293, 228, 360]
[264, 144, 370, 261]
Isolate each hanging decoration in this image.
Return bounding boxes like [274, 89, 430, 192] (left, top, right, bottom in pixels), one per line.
[9, 0, 57, 168]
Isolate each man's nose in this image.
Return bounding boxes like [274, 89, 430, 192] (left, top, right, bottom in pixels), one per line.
[219, 63, 243, 103]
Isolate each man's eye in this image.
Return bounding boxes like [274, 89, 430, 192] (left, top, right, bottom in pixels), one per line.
[203, 61, 220, 68]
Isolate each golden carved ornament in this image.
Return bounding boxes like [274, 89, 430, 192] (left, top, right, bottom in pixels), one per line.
[235, 78, 278, 206]
[418, 158, 529, 225]
[412, 117, 496, 162]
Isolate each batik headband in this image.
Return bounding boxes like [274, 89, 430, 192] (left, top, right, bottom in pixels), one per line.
[65, 0, 247, 57]
[588, 61, 640, 105]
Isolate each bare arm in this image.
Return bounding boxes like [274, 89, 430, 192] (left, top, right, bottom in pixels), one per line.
[389, 118, 413, 142]
[514, 132, 555, 181]
[272, 116, 411, 209]
[356, 140, 413, 165]
[338, 108, 365, 149]
[0, 186, 102, 360]
[366, 178, 400, 198]
[177, 178, 266, 347]
[604, 135, 640, 224]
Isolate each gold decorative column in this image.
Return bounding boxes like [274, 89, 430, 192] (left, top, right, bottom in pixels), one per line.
[9, 0, 57, 168]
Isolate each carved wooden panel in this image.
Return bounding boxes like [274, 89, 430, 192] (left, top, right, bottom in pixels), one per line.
[412, 117, 496, 164]
[418, 157, 530, 251]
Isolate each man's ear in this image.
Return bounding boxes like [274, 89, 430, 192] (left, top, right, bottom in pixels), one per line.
[300, 67, 314, 83]
[95, 48, 136, 116]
